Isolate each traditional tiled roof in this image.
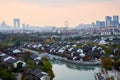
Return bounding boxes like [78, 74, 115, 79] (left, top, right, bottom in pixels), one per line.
[30, 55, 38, 60]
[31, 69, 47, 78]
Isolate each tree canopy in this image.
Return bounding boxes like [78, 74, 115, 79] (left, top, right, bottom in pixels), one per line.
[101, 56, 112, 70]
[0, 67, 14, 80]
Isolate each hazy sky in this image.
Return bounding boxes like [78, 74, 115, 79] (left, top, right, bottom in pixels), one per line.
[0, 0, 120, 27]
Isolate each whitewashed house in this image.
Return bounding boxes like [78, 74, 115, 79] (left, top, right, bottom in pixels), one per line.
[13, 49, 21, 54]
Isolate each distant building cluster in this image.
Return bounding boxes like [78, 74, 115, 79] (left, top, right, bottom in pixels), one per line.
[106, 16, 119, 27]
[0, 18, 59, 32]
[76, 15, 120, 29]
[0, 15, 120, 35]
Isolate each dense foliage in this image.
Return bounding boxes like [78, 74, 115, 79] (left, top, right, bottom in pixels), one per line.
[101, 56, 112, 70]
[0, 67, 14, 80]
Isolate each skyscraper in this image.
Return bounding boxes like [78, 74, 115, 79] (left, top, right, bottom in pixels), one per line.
[105, 16, 112, 27]
[13, 18, 20, 28]
[113, 15, 119, 26]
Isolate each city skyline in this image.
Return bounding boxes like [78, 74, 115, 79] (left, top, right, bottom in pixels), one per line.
[0, 15, 120, 28]
[0, 0, 120, 27]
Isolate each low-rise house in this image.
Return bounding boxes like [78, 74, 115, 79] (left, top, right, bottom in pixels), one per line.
[37, 43, 42, 48]
[77, 49, 83, 53]
[0, 53, 6, 57]
[32, 44, 38, 49]
[0, 51, 26, 65]
[13, 60, 26, 68]
[31, 69, 50, 80]
[73, 56, 82, 60]
[23, 43, 28, 47]
[73, 52, 80, 57]
[27, 44, 33, 48]
[92, 46, 97, 51]
[70, 52, 75, 57]
[79, 53, 85, 57]
[6, 58, 26, 68]
[30, 55, 41, 61]
[0, 54, 26, 68]
[1, 55, 15, 62]
[100, 50, 105, 54]
[97, 47, 103, 50]
[99, 39, 108, 45]
[49, 48, 55, 53]
[72, 44, 77, 47]
[65, 54, 73, 60]
[110, 40, 120, 45]
[13, 49, 21, 54]
[66, 45, 70, 48]
[68, 47, 73, 52]
[58, 49, 65, 53]
[82, 46, 92, 53]
[30, 55, 41, 64]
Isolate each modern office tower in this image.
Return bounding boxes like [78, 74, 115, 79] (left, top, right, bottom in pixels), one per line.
[113, 15, 119, 26]
[13, 18, 20, 28]
[96, 21, 105, 27]
[105, 16, 112, 26]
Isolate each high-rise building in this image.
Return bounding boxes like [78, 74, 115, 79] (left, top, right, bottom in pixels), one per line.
[96, 21, 105, 27]
[105, 16, 112, 26]
[113, 15, 119, 26]
[13, 18, 20, 28]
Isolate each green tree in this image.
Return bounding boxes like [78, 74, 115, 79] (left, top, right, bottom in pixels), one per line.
[17, 62, 23, 69]
[38, 61, 44, 69]
[24, 51, 30, 62]
[42, 61, 55, 80]
[9, 64, 14, 72]
[17, 62, 23, 72]
[101, 45, 113, 54]
[42, 61, 52, 72]
[0, 67, 14, 80]
[41, 56, 49, 62]
[48, 70, 55, 80]
[27, 60, 36, 70]
[0, 42, 9, 49]
[14, 40, 20, 47]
